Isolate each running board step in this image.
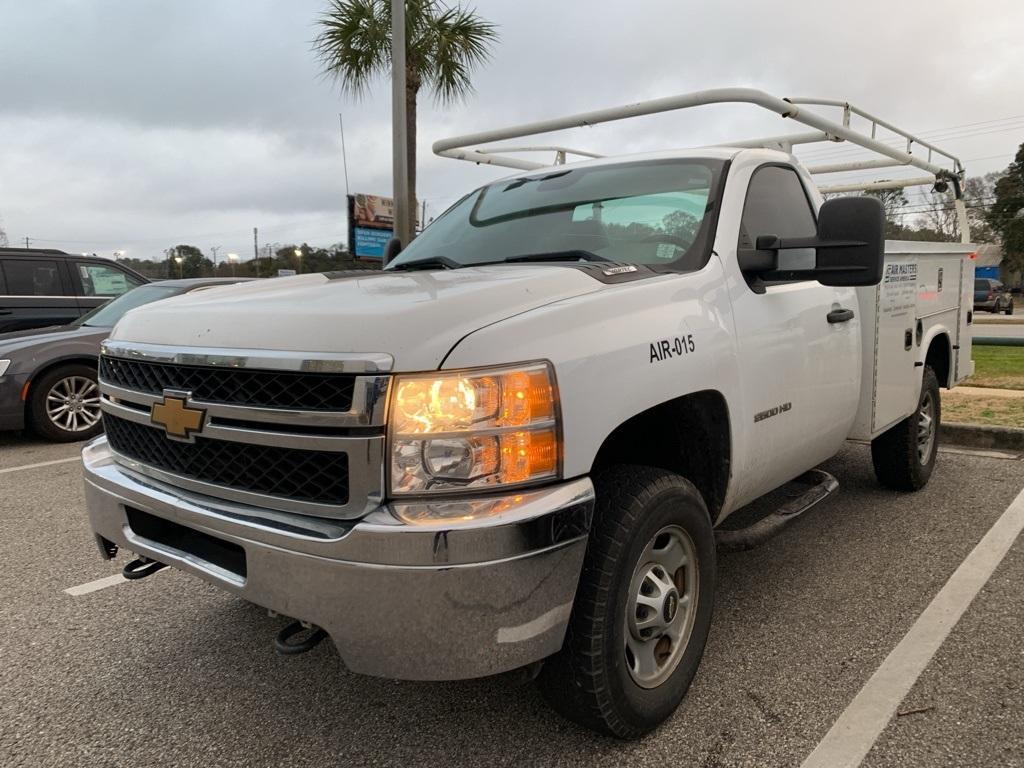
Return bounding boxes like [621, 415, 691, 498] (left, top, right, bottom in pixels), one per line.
[715, 469, 838, 552]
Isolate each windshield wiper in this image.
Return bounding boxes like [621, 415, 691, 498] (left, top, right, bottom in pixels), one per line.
[501, 250, 611, 264]
[389, 250, 610, 271]
[387, 255, 462, 271]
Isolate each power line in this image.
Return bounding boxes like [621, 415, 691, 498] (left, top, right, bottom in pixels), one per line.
[796, 114, 1024, 160]
[815, 151, 1017, 189]
[797, 122, 1024, 166]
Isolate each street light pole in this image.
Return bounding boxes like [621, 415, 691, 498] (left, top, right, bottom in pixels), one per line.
[391, 0, 412, 259]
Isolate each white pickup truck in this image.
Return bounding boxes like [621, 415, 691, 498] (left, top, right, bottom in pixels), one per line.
[82, 89, 975, 738]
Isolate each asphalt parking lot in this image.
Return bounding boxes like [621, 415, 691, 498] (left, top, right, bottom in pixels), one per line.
[1, 433, 1022, 767]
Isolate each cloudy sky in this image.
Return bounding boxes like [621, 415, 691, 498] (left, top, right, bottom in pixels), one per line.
[1, 0, 1022, 262]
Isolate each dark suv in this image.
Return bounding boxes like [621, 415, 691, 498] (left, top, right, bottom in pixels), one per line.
[973, 278, 1014, 315]
[0, 248, 148, 332]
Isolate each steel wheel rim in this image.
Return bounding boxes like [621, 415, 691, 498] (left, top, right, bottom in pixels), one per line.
[917, 390, 936, 465]
[624, 524, 699, 689]
[45, 376, 100, 433]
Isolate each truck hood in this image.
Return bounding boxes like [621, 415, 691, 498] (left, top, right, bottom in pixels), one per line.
[108, 266, 603, 370]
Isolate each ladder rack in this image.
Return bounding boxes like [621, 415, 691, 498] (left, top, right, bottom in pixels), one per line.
[432, 87, 966, 197]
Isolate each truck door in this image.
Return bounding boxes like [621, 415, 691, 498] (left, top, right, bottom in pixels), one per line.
[728, 164, 861, 503]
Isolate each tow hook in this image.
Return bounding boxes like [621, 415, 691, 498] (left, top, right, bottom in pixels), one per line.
[274, 620, 327, 655]
[122, 556, 168, 580]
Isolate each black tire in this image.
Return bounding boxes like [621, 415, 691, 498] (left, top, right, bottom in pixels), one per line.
[537, 466, 716, 739]
[1006, 301, 1014, 316]
[28, 363, 103, 442]
[870, 366, 940, 491]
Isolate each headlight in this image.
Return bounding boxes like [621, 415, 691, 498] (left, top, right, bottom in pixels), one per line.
[388, 362, 560, 496]
[0, 360, 10, 377]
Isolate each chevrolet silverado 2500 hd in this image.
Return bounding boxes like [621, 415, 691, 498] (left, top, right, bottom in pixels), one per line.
[82, 89, 975, 738]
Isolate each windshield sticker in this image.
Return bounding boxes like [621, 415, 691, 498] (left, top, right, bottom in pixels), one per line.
[649, 334, 695, 363]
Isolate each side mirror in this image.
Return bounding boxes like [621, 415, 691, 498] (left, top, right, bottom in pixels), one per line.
[814, 196, 885, 286]
[738, 196, 885, 287]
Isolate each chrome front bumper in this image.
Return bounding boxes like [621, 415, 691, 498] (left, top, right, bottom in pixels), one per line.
[82, 437, 594, 680]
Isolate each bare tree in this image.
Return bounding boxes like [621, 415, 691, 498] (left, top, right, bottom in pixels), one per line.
[915, 192, 959, 242]
[909, 173, 1001, 243]
[0, 213, 8, 247]
[866, 187, 909, 238]
[825, 187, 908, 238]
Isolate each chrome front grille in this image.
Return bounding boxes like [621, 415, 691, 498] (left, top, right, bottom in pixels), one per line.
[98, 341, 390, 520]
[104, 414, 350, 505]
[99, 356, 357, 412]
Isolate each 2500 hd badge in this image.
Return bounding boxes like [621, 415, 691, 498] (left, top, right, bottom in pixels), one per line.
[649, 334, 696, 363]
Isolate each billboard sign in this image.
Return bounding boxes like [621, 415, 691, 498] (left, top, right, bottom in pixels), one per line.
[349, 193, 393, 260]
[347, 193, 421, 259]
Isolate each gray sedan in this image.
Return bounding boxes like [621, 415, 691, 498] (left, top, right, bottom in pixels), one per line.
[0, 278, 249, 442]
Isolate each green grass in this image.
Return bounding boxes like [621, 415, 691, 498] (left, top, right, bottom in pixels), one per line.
[942, 391, 1024, 428]
[966, 346, 1024, 390]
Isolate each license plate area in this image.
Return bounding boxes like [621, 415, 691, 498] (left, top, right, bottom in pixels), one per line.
[125, 507, 247, 579]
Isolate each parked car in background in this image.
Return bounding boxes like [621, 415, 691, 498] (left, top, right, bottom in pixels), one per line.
[0, 278, 250, 441]
[0, 248, 149, 333]
[974, 278, 1014, 314]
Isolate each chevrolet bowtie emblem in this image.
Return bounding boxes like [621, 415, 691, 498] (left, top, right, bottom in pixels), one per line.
[151, 393, 205, 440]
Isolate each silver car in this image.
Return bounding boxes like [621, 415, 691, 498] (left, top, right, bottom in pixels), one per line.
[0, 278, 250, 442]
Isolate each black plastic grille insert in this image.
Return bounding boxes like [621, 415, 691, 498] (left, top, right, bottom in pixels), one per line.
[99, 356, 355, 412]
[104, 414, 349, 506]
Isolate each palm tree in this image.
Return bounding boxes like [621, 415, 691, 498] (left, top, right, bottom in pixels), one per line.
[314, 0, 498, 239]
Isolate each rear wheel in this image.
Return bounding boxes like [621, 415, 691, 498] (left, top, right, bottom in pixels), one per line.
[871, 366, 940, 491]
[537, 466, 715, 739]
[28, 364, 103, 442]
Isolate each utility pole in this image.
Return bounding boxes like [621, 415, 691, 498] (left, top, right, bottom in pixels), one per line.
[391, 0, 412, 259]
[253, 227, 260, 278]
[210, 245, 220, 273]
[24, 236, 31, 249]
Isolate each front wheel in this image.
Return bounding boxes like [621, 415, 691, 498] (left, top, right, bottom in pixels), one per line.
[537, 466, 716, 739]
[1006, 301, 1014, 316]
[28, 363, 103, 442]
[871, 366, 940, 491]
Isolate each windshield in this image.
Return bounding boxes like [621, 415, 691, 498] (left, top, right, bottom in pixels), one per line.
[77, 284, 180, 327]
[387, 159, 725, 271]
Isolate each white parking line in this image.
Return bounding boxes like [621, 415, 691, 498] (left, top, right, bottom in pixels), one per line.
[801, 486, 1024, 768]
[64, 573, 127, 596]
[0, 456, 80, 475]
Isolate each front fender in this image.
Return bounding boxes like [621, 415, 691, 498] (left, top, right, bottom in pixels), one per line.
[441, 263, 742, 480]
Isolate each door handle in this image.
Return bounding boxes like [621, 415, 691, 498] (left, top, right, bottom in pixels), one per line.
[827, 308, 855, 324]
[0, 310, 12, 315]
